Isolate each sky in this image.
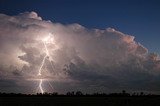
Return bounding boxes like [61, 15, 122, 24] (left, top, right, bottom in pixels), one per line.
[0, 0, 160, 94]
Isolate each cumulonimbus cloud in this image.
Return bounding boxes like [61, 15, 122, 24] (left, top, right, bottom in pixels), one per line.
[0, 11, 160, 93]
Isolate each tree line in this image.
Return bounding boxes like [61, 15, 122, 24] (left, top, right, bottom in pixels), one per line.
[0, 90, 159, 97]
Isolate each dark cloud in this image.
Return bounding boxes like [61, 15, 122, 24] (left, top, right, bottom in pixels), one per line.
[0, 12, 160, 94]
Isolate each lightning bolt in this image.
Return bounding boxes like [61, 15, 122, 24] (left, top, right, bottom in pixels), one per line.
[38, 55, 47, 76]
[37, 39, 49, 93]
[39, 79, 44, 94]
[37, 33, 57, 94]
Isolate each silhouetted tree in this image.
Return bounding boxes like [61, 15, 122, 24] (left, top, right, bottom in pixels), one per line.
[76, 91, 83, 96]
[66, 92, 72, 96]
[140, 92, 144, 96]
[52, 92, 58, 96]
[122, 90, 126, 94]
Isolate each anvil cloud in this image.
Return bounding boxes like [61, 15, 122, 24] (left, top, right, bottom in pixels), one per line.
[0, 12, 160, 94]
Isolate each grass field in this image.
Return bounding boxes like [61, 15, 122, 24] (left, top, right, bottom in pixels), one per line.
[1, 96, 160, 106]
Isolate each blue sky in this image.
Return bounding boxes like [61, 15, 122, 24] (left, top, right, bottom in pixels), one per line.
[0, 0, 160, 54]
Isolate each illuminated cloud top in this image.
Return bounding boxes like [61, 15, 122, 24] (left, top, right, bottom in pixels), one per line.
[0, 12, 160, 94]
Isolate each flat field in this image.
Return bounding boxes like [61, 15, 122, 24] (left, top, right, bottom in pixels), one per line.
[0, 96, 160, 106]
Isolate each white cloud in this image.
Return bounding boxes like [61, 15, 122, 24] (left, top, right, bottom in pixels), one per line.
[0, 12, 160, 93]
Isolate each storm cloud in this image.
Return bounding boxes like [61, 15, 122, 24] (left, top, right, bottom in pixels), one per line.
[0, 12, 160, 94]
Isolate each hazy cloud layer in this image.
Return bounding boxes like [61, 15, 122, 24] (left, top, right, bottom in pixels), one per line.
[0, 12, 160, 94]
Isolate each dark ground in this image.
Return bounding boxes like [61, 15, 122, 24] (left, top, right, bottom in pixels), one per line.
[1, 96, 160, 106]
